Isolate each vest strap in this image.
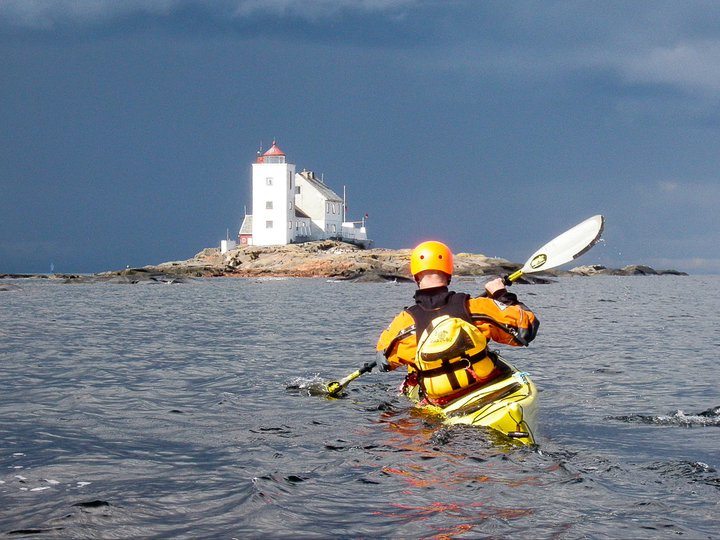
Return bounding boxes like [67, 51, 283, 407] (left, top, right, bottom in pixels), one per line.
[415, 348, 488, 381]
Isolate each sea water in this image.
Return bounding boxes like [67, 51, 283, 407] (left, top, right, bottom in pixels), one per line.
[1, 276, 718, 538]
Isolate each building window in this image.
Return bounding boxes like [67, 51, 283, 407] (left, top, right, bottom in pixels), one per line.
[288, 201, 293, 210]
[266, 201, 273, 209]
[332, 224, 337, 233]
[326, 202, 330, 214]
[266, 220, 273, 229]
[266, 177, 273, 186]
[288, 221, 293, 229]
[295, 186, 301, 194]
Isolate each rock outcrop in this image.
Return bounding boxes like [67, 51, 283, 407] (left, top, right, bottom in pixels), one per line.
[569, 264, 688, 276]
[151, 240, 524, 282]
[1, 241, 688, 284]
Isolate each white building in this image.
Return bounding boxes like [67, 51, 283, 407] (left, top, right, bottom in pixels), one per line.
[236, 141, 370, 248]
[295, 170, 344, 239]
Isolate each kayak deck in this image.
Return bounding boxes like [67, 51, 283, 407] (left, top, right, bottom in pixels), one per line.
[406, 354, 538, 445]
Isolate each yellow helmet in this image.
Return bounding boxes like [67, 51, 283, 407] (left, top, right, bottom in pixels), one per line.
[410, 241, 454, 277]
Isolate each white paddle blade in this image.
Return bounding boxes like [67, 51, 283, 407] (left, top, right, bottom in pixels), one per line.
[520, 215, 605, 274]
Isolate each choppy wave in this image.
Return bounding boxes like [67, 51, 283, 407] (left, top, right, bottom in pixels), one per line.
[606, 406, 720, 427]
[645, 460, 720, 490]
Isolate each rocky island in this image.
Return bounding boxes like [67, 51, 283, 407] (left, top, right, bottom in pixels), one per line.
[0, 240, 687, 284]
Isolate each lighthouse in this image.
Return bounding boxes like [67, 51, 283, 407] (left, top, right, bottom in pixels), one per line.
[234, 140, 371, 249]
[251, 141, 297, 246]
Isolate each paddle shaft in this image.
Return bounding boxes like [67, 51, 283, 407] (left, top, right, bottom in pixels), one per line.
[339, 361, 377, 386]
[327, 361, 377, 396]
[478, 269, 524, 298]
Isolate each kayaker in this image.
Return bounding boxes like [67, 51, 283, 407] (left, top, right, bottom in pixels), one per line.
[376, 240, 539, 406]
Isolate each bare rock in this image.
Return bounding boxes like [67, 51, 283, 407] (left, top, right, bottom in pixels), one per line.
[569, 265, 610, 276]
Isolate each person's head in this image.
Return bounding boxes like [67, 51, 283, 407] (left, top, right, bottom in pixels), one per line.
[410, 241, 453, 288]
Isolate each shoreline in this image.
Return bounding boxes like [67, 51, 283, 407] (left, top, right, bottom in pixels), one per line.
[1, 240, 688, 284]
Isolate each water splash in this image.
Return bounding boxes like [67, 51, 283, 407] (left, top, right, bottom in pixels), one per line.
[606, 406, 720, 427]
[285, 374, 332, 396]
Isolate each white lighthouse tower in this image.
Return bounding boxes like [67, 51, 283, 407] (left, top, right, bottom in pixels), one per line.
[251, 141, 296, 246]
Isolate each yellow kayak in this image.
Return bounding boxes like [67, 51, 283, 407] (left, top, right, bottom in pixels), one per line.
[405, 353, 538, 445]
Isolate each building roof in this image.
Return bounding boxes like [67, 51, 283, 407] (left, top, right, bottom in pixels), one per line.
[255, 140, 287, 164]
[298, 170, 343, 203]
[295, 207, 311, 219]
[239, 214, 253, 235]
[263, 141, 285, 157]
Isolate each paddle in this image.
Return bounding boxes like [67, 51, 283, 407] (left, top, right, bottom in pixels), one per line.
[324, 214, 605, 397]
[326, 362, 377, 396]
[488, 214, 605, 290]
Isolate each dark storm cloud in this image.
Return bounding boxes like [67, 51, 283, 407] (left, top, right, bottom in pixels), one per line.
[0, 0, 425, 45]
[5, 1, 720, 97]
[2, 1, 720, 273]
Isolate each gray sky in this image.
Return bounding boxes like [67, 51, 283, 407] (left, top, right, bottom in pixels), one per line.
[2, 1, 719, 274]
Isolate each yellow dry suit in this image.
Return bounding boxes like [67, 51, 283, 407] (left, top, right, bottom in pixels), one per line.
[377, 288, 538, 403]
